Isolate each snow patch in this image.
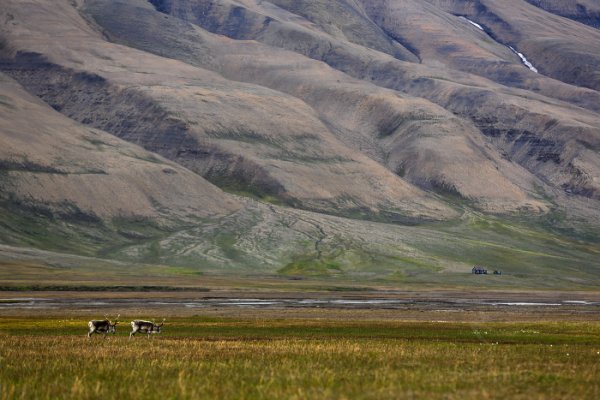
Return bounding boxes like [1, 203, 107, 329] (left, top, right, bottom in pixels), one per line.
[509, 46, 538, 73]
[459, 16, 484, 31]
[458, 15, 539, 74]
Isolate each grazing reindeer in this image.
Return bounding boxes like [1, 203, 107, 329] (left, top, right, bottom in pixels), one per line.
[87, 314, 120, 338]
[130, 319, 165, 339]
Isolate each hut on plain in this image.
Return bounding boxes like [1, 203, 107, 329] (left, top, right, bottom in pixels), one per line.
[472, 266, 488, 274]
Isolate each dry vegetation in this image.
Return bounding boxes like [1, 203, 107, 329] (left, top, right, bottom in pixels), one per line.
[1, 316, 599, 399]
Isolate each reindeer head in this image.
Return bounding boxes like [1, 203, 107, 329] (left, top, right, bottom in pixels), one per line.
[106, 314, 120, 334]
[152, 318, 165, 334]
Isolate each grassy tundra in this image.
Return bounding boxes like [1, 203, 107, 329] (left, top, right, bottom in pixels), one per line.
[1, 317, 599, 399]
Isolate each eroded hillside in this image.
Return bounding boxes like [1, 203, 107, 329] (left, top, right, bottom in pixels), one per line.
[0, 0, 599, 287]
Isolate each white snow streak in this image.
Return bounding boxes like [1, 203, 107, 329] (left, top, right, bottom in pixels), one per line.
[509, 46, 538, 73]
[459, 16, 484, 31]
[459, 15, 540, 74]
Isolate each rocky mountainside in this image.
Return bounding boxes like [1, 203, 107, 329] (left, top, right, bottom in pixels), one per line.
[524, 0, 600, 29]
[0, 0, 599, 286]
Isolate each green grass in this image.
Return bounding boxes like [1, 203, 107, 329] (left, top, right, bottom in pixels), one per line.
[0, 201, 108, 256]
[0, 317, 599, 399]
[279, 256, 343, 277]
[411, 211, 600, 285]
[1, 192, 599, 289]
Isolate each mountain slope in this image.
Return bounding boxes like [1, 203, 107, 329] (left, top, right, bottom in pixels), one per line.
[423, 0, 600, 90]
[0, 0, 598, 286]
[524, 0, 600, 29]
[0, 73, 239, 221]
[83, 0, 549, 214]
[146, 0, 600, 205]
[0, 0, 458, 221]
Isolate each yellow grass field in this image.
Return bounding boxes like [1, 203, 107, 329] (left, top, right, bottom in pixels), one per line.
[1, 315, 599, 399]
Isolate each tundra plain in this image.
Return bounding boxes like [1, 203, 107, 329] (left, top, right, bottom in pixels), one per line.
[2, 283, 600, 399]
[1, 294, 600, 400]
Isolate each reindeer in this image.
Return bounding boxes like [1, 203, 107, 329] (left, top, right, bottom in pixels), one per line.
[130, 318, 165, 339]
[87, 314, 120, 338]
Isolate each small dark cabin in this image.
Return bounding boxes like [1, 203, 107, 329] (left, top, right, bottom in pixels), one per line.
[472, 266, 488, 274]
